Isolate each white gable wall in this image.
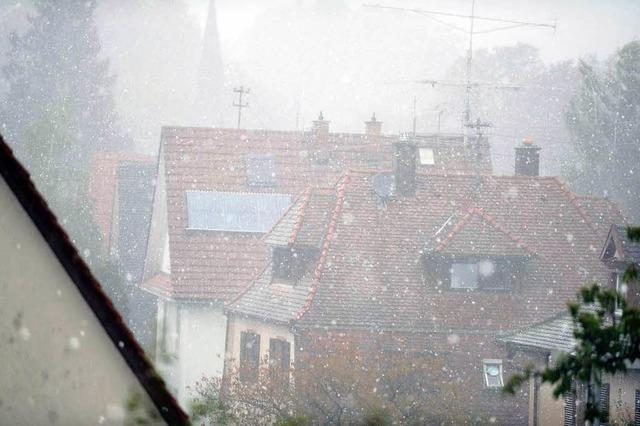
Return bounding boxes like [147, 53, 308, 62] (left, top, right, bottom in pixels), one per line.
[156, 300, 226, 408]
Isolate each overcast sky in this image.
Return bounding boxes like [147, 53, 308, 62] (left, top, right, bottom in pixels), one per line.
[198, 0, 640, 63]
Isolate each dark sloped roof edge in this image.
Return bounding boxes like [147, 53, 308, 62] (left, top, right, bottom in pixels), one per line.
[0, 135, 189, 425]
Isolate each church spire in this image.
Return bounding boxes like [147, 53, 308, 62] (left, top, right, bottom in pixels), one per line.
[194, 0, 225, 126]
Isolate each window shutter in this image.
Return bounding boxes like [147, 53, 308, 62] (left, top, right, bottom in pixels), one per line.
[269, 338, 291, 386]
[564, 382, 577, 426]
[635, 389, 640, 426]
[600, 383, 610, 424]
[239, 331, 261, 382]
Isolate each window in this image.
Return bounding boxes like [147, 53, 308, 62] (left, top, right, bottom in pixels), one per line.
[451, 263, 479, 289]
[247, 154, 277, 187]
[269, 338, 291, 385]
[483, 359, 503, 388]
[159, 301, 179, 359]
[186, 190, 291, 233]
[273, 247, 294, 281]
[419, 148, 435, 165]
[599, 382, 610, 422]
[449, 259, 513, 291]
[272, 246, 316, 283]
[239, 331, 261, 383]
[616, 271, 627, 313]
[564, 381, 577, 426]
[635, 389, 639, 426]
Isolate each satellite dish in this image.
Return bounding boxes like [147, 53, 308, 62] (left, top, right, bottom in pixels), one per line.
[373, 172, 395, 200]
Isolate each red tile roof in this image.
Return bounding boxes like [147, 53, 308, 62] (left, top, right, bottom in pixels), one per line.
[430, 206, 533, 256]
[157, 126, 487, 301]
[228, 171, 623, 333]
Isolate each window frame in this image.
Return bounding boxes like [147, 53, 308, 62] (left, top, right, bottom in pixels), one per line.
[450, 262, 479, 290]
[482, 359, 504, 389]
[239, 330, 261, 383]
[419, 147, 436, 165]
[447, 258, 515, 292]
[246, 153, 278, 187]
[269, 338, 291, 385]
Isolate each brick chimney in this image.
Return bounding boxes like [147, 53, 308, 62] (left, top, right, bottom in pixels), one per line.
[515, 137, 541, 176]
[393, 137, 416, 196]
[365, 113, 382, 136]
[312, 111, 330, 144]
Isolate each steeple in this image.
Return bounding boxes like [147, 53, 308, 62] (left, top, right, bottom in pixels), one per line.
[194, 0, 225, 126]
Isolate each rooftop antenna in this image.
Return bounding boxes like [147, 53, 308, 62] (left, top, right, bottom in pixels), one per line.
[412, 95, 417, 135]
[233, 86, 250, 129]
[465, 117, 492, 197]
[365, 2, 556, 131]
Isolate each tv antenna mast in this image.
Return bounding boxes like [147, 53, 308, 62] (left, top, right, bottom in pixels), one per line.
[233, 86, 250, 129]
[365, 2, 556, 130]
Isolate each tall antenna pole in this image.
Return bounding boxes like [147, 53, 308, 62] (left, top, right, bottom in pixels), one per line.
[464, 0, 475, 127]
[233, 86, 250, 129]
[412, 95, 417, 135]
[465, 117, 492, 196]
[365, 2, 555, 130]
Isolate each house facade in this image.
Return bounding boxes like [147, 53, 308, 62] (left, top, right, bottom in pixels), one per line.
[141, 115, 490, 405]
[503, 223, 640, 425]
[225, 140, 622, 424]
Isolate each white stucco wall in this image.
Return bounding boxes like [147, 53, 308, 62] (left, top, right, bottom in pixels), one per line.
[0, 178, 161, 424]
[142, 148, 169, 281]
[156, 300, 227, 409]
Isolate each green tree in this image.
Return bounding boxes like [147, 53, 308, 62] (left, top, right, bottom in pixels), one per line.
[0, 0, 128, 311]
[504, 227, 640, 424]
[564, 41, 640, 220]
[1, 0, 126, 159]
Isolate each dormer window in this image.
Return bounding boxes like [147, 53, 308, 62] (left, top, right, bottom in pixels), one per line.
[451, 263, 479, 289]
[272, 246, 317, 284]
[449, 259, 514, 291]
[273, 247, 296, 282]
[246, 154, 277, 187]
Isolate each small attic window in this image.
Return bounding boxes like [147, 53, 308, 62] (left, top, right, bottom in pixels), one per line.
[448, 259, 514, 291]
[272, 246, 317, 283]
[483, 359, 503, 388]
[247, 154, 277, 186]
[419, 148, 435, 165]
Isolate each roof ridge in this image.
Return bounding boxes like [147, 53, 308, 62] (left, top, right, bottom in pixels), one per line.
[259, 190, 306, 243]
[294, 172, 351, 322]
[435, 206, 534, 255]
[434, 207, 476, 251]
[289, 188, 312, 244]
[226, 263, 272, 308]
[475, 208, 535, 255]
[552, 177, 599, 234]
[500, 309, 572, 339]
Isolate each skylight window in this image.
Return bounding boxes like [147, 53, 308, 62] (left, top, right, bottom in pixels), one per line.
[483, 360, 503, 388]
[419, 148, 435, 165]
[186, 191, 291, 233]
[247, 154, 277, 186]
